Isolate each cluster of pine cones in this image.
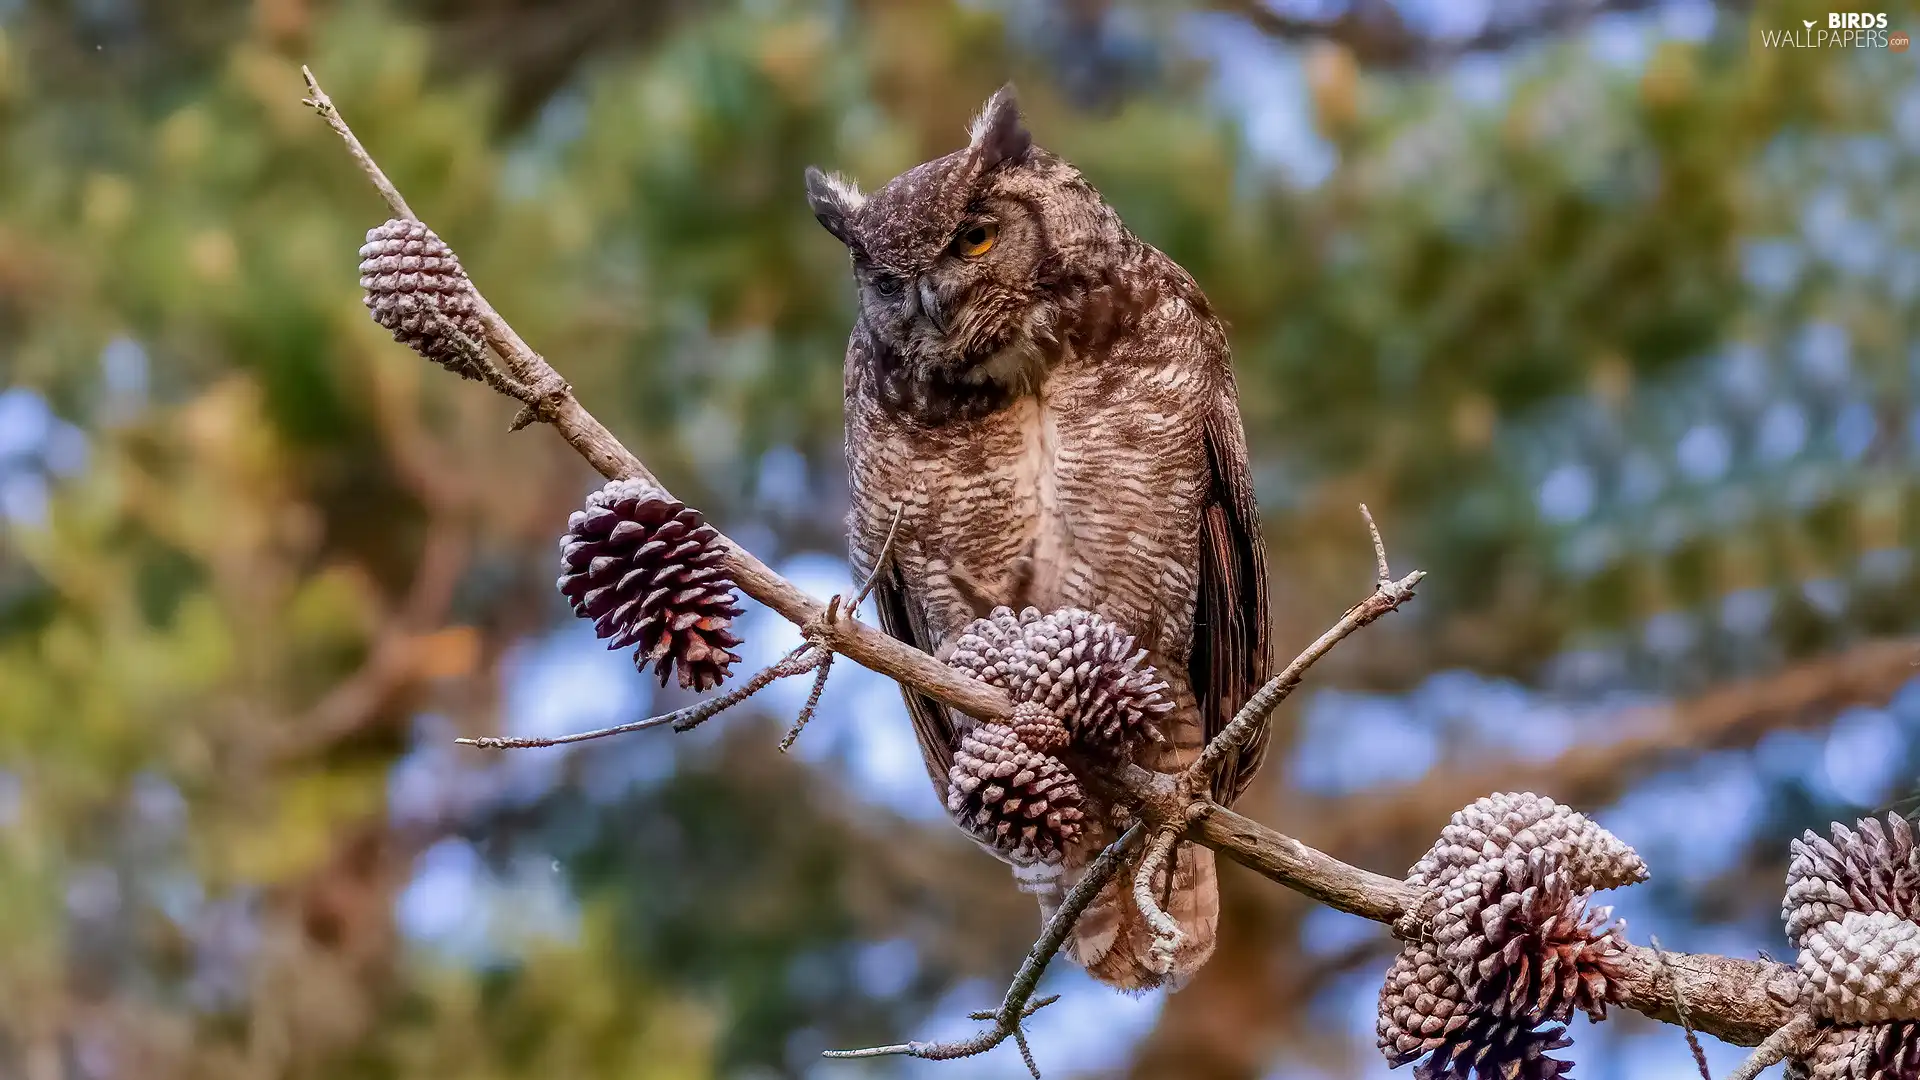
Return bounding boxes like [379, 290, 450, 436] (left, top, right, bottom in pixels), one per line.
[1378, 792, 1648, 1080]
[555, 479, 744, 692]
[943, 606, 1172, 862]
[1783, 814, 1920, 1079]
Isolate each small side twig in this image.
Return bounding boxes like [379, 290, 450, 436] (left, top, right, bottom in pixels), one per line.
[1132, 827, 1184, 976]
[778, 653, 833, 752]
[302, 66, 414, 221]
[1360, 502, 1391, 583]
[777, 508, 902, 753]
[457, 644, 818, 749]
[824, 823, 1148, 1076]
[423, 307, 533, 404]
[507, 371, 570, 432]
[1725, 1013, 1817, 1080]
[852, 504, 905, 611]
[1185, 505, 1422, 787]
[1651, 935, 1712, 1080]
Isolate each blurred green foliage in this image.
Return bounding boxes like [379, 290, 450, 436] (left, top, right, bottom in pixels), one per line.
[1, 0, 1917, 1077]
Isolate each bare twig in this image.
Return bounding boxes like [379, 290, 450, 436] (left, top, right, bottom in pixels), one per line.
[778, 652, 834, 752]
[1726, 1013, 1818, 1080]
[967, 996, 1059, 1022]
[1013, 1027, 1041, 1079]
[302, 66, 415, 221]
[852, 503, 904, 611]
[1133, 828, 1184, 976]
[423, 307, 536, 406]
[1186, 507, 1421, 786]
[824, 823, 1148, 1074]
[456, 645, 818, 749]
[1652, 935, 1713, 1080]
[1360, 502, 1390, 583]
[778, 505, 899, 753]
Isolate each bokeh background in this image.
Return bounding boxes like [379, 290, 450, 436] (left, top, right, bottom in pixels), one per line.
[2, 0, 1918, 1076]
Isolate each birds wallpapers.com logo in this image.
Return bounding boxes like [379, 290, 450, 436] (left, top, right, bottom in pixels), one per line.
[1758, 12, 1907, 49]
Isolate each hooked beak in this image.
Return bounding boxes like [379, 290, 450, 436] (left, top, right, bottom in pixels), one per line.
[916, 277, 946, 332]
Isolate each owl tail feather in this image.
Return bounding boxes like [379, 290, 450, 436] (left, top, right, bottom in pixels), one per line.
[1034, 841, 1219, 993]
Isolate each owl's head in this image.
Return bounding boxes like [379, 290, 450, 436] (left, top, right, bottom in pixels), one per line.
[805, 86, 1117, 389]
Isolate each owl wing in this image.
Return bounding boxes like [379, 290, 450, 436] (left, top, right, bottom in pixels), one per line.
[844, 331, 959, 799]
[867, 561, 959, 796]
[1191, 377, 1272, 805]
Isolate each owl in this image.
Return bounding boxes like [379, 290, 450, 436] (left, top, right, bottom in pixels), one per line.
[806, 86, 1271, 991]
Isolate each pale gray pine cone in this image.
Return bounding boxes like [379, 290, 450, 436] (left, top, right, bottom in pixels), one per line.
[556, 479, 743, 692]
[1378, 942, 1473, 1067]
[1787, 1021, 1920, 1080]
[359, 219, 488, 379]
[1379, 853, 1622, 1080]
[1407, 792, 1649, 900]
[1381, 795, 1642, 1080]
[946, 721, 1087, 863]
[946, 605, 1172, 759]
[1798, 910, 1920, 1025]
[1784, 814, 1920, 951]
[1436, 849, 1628, 1022]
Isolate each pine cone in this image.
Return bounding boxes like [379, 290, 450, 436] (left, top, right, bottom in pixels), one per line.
[1382, 794, 1641, 1080]
[1010, 701, 1071, 754]
[946, 606, 1172, 759]
[1799, 911, 1920, 1025]
[946, 722, 1087, 862]
[1781, 816, 1920, 1080]
[359, 219, 488, 379]
[1784, 815, 1920, 950]
[1408, 792, 1649, 900]
[1435, 850, 1628, 1022]
[1378, 942, 1472, 1066]
[1412, 1013, 1576, 1080]
[556, 479, 743, 691]
[1791, 1021, 1920, 1080]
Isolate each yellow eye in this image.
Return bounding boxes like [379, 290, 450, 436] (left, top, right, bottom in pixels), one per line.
[956, 223, 996, 257]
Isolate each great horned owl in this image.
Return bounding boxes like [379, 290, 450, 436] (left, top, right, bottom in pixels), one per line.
[806, 86, 1271, 991]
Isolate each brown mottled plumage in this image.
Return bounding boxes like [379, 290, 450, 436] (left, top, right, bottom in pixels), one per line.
[806, 86, 1271, 991]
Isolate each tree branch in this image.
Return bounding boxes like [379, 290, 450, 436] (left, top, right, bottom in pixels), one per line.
[1183, 801, 1803, 1047]
[1210, 0, 1687, 69]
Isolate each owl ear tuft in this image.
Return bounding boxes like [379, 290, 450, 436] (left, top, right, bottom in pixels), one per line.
[969, 84, 1031, 171]
[804, 166, 866, 251]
